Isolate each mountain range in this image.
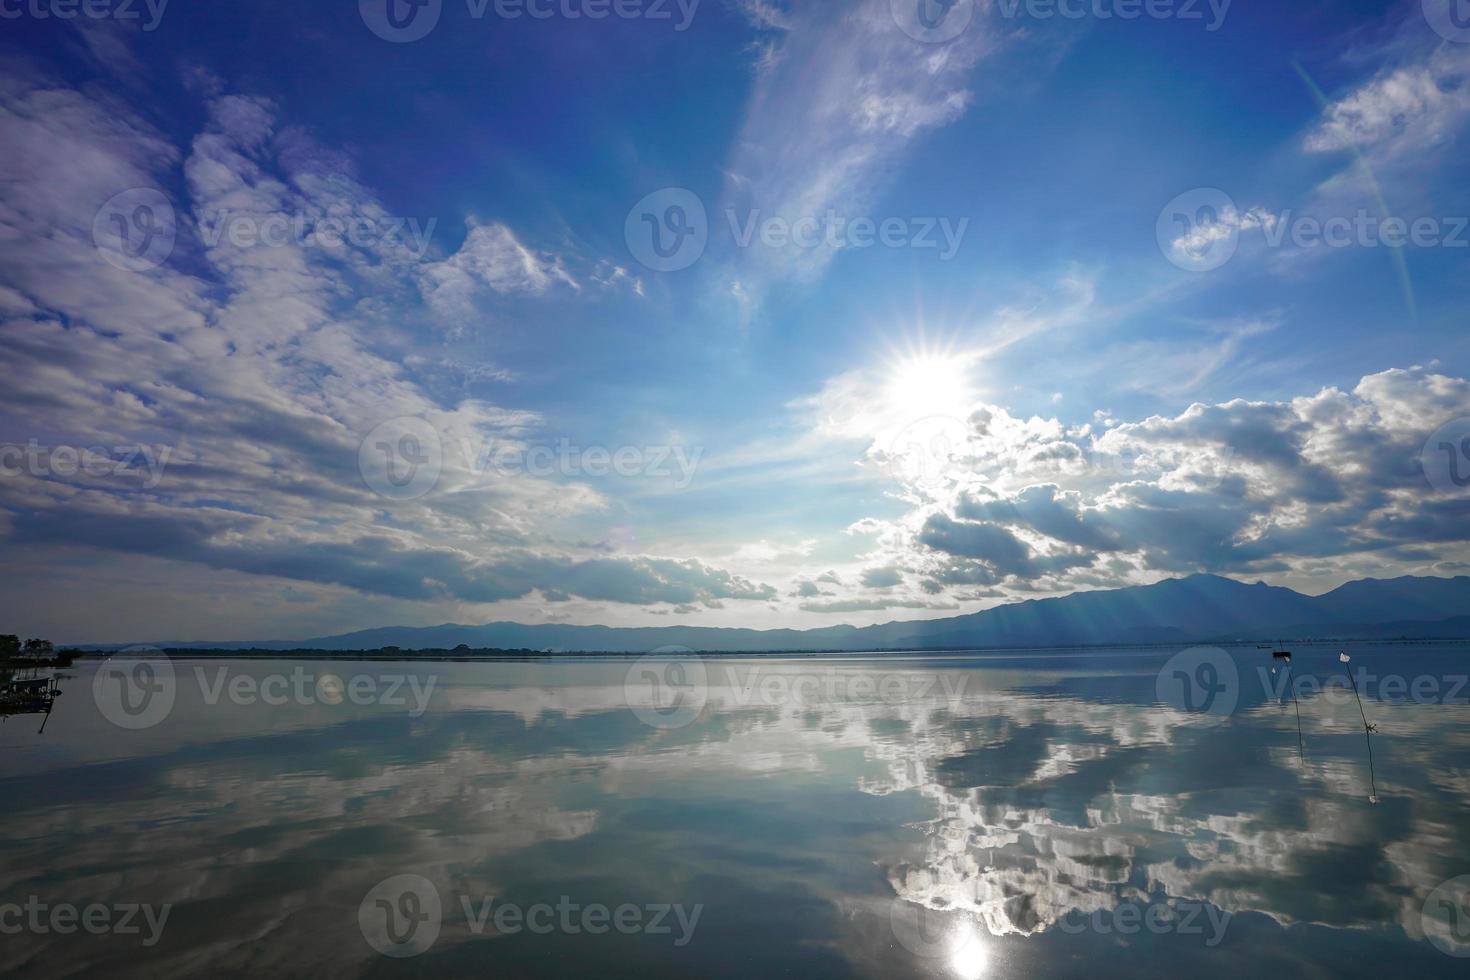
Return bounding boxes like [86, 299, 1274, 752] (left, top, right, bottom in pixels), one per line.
[144, 573, 1470, 652]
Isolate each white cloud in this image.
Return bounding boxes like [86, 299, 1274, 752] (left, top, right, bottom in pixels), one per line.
[849, 366, 1470, 599]
[0, 67, 776, 628]
[718, 0, 994, 294]
[418, 219, 579, 324]
[1305, 45, 1470, 159]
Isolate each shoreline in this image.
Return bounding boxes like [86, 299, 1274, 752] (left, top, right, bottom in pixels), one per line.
[66, 637, 1470, 662]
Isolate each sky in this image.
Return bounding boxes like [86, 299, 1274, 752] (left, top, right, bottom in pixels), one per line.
[1, 0, 1469, 643]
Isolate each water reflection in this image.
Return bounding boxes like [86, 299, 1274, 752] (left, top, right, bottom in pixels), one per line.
[0, 648, 1466, 977]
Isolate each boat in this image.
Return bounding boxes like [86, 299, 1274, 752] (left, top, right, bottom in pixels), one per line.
[0, 670, 64, 732]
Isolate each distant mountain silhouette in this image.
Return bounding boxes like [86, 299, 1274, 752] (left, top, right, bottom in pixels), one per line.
[137, 573, 1470, 652]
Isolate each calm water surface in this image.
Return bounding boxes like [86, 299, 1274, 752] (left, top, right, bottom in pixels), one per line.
[2, 646, 1469, 977]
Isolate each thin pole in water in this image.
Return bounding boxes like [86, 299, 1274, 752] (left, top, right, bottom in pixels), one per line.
[1284, 663, 1304, 762]
[1340, 652, 1378, 804]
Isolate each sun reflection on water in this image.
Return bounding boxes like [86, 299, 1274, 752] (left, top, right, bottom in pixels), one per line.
[949, 922, 990, 979]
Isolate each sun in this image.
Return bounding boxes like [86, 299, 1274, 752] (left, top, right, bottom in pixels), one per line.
[885, 352, 972, 420]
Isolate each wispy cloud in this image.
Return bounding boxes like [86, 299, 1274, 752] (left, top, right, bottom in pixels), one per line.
[717, 0, 994, 299]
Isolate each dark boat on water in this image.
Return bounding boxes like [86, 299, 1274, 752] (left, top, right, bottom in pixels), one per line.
[0, 670, 63, 732]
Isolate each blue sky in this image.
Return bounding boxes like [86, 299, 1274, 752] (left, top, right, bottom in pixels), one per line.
[1, 0, 1469, 642]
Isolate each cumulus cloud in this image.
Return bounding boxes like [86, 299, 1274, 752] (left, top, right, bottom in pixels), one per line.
[860, 564, 904, 589]
[860, 367, 1470, 598]
[0, 66, 773, 624]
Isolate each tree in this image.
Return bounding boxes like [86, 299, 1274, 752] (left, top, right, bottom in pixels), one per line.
[0, 635, 19, 658]
[22, 638, 53, 659]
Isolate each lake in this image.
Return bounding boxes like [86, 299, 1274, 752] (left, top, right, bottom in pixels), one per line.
[1, 646, 1468, 977]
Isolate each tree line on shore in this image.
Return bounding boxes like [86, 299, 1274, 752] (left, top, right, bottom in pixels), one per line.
[1, 635, 55, 658]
